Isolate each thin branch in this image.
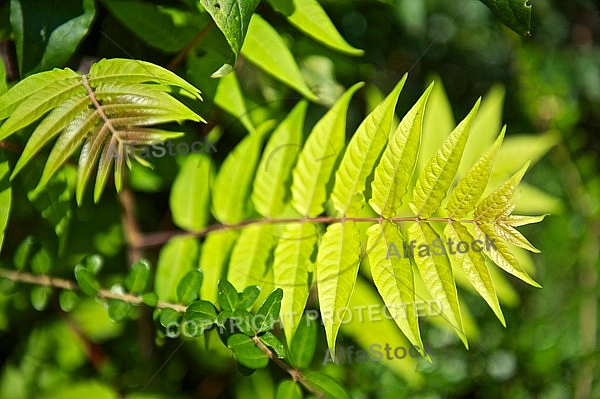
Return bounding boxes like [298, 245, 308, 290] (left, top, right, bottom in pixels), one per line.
[166, 21, 215, 71]
[0, 268, 186, 312]
[134, 215, 479, 248]
[0, 140, 23, 153]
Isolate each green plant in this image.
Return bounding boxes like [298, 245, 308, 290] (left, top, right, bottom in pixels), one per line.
[0, 1, 571, 398]
[0, 56, 551, 396]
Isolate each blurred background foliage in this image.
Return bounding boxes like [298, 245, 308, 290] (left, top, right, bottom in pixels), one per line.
[0, 0, 599, 398]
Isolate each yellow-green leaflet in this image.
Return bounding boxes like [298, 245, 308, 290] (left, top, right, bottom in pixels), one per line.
[241, 14, 317, 101]
[473, 223, 541, 287]
[331, 76, 407, 216]
[411, 99, 480, 218]
[492, 222, 540, 253]
[316, 222, 361, 351]
[408, 222, 467, 347]
[252, 101, 308, 217]
[459, 85, 504, 176]
[475, 163, 529, 223]
[366, 222, 425, 354]
[0, 161, 10, 253]
[446, 127, 505, 219]
[444, 222, 505, 325]
[212, 122, 272, 224]
[155, 236, 199, 302]
[199, 230, 239, 303]
[272, 223, 318, 345]
[370, 84, 433, 217]
[291, 83, 363, 217]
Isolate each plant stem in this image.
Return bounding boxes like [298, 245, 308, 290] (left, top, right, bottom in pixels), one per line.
[135, 215, 477, 248]
[166, 21, 215, 71]
[0, 268, 186, 312]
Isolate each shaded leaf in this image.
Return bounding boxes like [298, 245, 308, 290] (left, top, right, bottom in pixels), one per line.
[238, 286, 261, 310]
[74, 264, 100, 296]
[155, 236, 199, 302]
[184, 300, 218, 334]
[289, 312, 318, 369]
[159, 308, 181, 327]
[479, 0, 532, 36]
[332, 76, 406, 215]
[10, 0, 96, 76]
[170, 153, 213, 232]
[268, 0, 363, 56]
[31, 286, 51, 311]
[59, 290, 79, 312]
[241, 14, 318, 101]
[199, 0, 260, 58]
[101, 0, 208, 53]
[107, 298, 132, 322]
[303, 371, 350, 399]
[141, 292, 158, 307]
[214, 71, 255, 132]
